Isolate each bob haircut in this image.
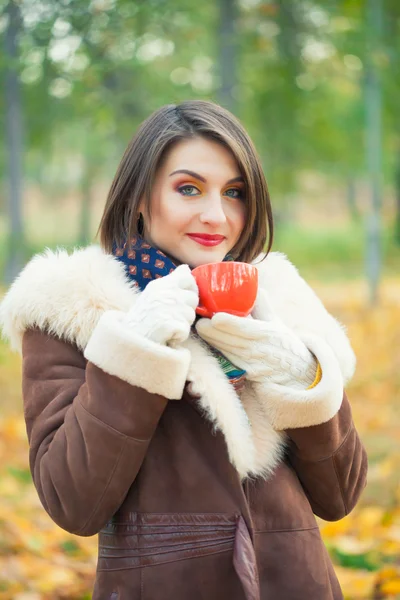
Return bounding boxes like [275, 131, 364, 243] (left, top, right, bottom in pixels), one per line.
[98, 100, 273, 263]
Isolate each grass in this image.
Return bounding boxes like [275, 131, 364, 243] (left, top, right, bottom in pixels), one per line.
[273, 220, 400, 281]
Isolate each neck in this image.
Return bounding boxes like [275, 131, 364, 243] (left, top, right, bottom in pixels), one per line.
[140, 232, 182, 267]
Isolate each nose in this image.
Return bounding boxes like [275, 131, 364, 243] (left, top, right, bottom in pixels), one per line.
[199, 196, 227, 226]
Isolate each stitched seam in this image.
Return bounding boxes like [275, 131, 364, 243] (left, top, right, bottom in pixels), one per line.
[292, 422, 354, 464]
[332, 453, 348, 515]
[254, 526, 319, 533]
[101, 528, 234, 537]
[75, 438, 127, 535]
[108, 512, 237, 520]
[330, 422, 354, 458]
[99, 538, 235, 558]
[102, 523, 234, 530]
[100, 533, 235, 548]
[100, 529, 235, 542]
[78, 398, 150, 443]
[97, 547, 232, 572]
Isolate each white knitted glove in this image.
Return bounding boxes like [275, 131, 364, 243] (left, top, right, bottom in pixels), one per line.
[126, 265, 199, 346]
[196, 290, 318, 390]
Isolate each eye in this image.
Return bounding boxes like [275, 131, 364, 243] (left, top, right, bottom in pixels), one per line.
[177, 185, 201, 196]
[224, 187, 244, 200]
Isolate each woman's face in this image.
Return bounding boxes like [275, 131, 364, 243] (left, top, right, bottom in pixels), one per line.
[140, 136, 246, 268]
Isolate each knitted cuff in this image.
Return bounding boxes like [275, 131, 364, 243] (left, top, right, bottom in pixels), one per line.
[306, 361, 323, 390]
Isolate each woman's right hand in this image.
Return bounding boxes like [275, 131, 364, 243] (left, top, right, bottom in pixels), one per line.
[126, 265, 199, 346]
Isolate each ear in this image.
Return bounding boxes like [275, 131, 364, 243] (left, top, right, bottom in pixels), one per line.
[137, 199, 147, 235]
[138, 197, 145, 215]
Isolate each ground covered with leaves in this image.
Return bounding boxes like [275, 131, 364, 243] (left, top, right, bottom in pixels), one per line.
[0, 277, 399, 599]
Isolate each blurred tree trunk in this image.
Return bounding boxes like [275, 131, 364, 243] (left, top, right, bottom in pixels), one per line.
[395, 149, 400, 245]
[364, 0, 383, 306]
[276, 1, 301, 82]
[217, 0, 238, 113]
[346, 178, 360, 221]
[78, 157, 96, 246]
[4, 0, 25, 283]
[275, 0, 302, 219]
[386, 1, 400, 245]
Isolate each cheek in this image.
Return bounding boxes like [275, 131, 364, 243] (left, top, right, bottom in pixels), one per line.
[230, 203, 246, 234]
[154, 194, 192, 233]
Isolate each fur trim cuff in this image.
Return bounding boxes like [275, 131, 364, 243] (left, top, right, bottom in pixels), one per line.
[84, 310, 191, 400]
[0, 246, 138, 354]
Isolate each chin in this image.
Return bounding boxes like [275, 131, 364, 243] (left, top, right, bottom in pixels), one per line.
[185, 250, 228, 269]
[168, 239, 233, 269]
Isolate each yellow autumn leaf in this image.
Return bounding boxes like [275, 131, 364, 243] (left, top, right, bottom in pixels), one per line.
[380, 540, 400, 556]
[380, 579, 400, 595]
[335, 566, 376, 599]
[320, 517, 352, 537]
[357, 506, 385, 529]
[1, 276, 400, 599]
[377, 566, 400, 580]
[36, 566, 76, 592]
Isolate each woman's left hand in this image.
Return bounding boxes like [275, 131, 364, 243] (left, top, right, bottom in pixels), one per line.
[196, 290, 318, 390]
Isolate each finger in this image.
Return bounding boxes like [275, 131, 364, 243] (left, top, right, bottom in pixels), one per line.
[195, 318, 250, 351]
[194, 330, 245, 364]
[208, 346, 247, 370]
[168, 265, 198, 292]
[194, 316, 211, 330]
[167, 321, 191, 344]
[210, 312, 263, 340]
[175, 304, 196, 326]
[161, 287, 198, 310]
[195, 316, 242, 342]
[183, 289, 200, 310]
[164, 289, 199, 310]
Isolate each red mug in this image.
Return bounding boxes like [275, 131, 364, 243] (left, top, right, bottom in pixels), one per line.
[192, 262, 258, 318]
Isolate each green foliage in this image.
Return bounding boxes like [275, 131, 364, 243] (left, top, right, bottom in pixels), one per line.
[7, 466, 32, 485]
[1, 0, 398, 188]
[329, 546, 380, 572]
[274, 220, 400, 280]
[60, 539, 81, 556]
[1, 0, 400, 278]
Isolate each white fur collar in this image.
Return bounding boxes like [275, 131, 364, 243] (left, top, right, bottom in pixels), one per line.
[0, 244, 356, 480]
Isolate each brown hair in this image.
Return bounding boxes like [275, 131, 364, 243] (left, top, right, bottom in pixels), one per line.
[97, 100, 273, 263]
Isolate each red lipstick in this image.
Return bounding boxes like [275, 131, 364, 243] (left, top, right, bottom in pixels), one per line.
[187, 233, 226, 247]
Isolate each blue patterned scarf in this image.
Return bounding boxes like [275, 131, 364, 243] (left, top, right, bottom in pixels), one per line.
[113, 236, 246, 392]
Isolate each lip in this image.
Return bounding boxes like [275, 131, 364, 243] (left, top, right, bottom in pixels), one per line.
[187, 233, 226, 247]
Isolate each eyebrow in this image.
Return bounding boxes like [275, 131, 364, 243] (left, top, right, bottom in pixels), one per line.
[169, 169, 244, 185]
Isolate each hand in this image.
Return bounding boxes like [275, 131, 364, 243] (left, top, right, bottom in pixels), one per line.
[126, 265, 199, 346]
[195, 289, 317, 389]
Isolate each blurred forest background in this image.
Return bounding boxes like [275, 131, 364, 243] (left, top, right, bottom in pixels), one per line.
[0, 0, 399, 599]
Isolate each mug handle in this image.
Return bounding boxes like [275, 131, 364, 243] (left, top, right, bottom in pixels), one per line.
[196, 304, 212, 318]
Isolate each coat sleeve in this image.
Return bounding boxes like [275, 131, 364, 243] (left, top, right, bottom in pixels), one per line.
[22, 314, 189, 537]
[250, 254, 367, 517]
[285, 391, 368, 521]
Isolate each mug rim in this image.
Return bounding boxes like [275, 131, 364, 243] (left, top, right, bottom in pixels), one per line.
[191, 261, 256, 272]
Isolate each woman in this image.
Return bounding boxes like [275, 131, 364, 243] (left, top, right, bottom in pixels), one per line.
[0, 100, 367, 600]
